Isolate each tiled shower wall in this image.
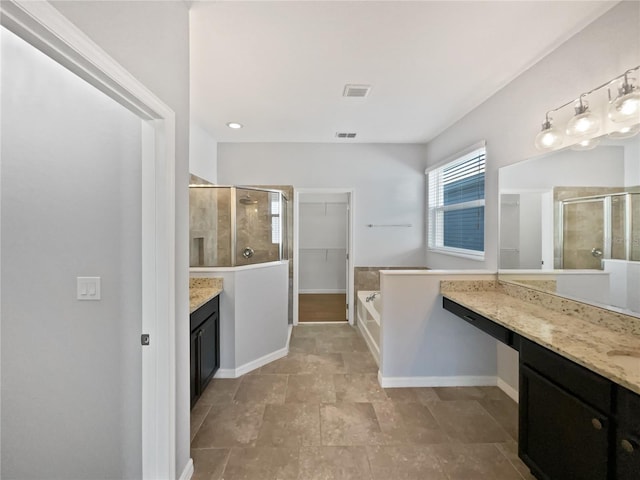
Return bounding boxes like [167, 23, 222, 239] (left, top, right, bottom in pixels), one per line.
[354, 266, 429, 299]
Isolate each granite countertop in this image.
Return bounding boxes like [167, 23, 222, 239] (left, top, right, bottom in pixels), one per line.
[441, 283, 640, 395]
[189, 277, 223, 314]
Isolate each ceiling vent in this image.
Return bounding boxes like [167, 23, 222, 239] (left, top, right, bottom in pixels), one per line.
[335, 132, 357, 139]
[343, 84, 371, 98]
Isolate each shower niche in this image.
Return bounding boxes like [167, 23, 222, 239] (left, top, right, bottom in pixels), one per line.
[189, 186, 289, 267]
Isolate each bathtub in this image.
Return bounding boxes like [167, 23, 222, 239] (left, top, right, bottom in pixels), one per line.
[357, 291, 381, 365]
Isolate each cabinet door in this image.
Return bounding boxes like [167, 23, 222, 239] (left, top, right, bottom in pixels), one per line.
[520, 365, 611, 480]
[199, 313, 218, 391]
[190, 329, 200, 408]
[616, 388, 640, 480]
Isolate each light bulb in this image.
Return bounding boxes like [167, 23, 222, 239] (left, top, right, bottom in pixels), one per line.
[534, 119, 562, 150]
[571, 137, 600, 151]
[609, 91, 640, 123]
[608, 123, 640, 139]
[608, 73, 640, 123]
[566, 107, 600, 137]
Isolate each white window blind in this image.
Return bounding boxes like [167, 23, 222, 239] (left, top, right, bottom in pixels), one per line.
[270, 192, 281, 244]
[427, 144, 486, 259]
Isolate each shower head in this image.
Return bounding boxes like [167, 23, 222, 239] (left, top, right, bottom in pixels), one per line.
[239, 195, 258, 205]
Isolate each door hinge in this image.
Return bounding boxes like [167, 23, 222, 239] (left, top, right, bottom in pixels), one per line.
[141, 334, 150, 346]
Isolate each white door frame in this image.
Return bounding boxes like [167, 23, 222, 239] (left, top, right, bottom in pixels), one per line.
[0, 2, 176, 478]
[293, 188, 355, 326]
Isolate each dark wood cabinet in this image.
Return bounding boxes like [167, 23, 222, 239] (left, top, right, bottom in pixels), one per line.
[519, 338, 614, 480]
[442, 297, 640, 480]
[616, 387, 640, 479]
[190, 295, 220, 408]
[520, 364, 611, 480]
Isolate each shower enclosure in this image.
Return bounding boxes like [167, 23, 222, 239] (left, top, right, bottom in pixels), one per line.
[189, 186, 289, 267]
[560, 191, 639, 269]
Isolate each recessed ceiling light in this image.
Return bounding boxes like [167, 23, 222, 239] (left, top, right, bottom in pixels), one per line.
[226, 122, 243, 129]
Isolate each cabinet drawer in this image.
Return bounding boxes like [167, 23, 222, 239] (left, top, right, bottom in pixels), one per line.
[191, 295, 219, 332]
[443, 297, 510, 345]
[521, 337, 612, 413]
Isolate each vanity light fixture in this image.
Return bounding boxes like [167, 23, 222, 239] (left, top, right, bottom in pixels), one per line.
[608, 72, 640, 123]
[535, 65, 640, 150]
[534, 114, 563, 150]
[608, 123, 640, 139]
[566, 96, 600, 138]
[226, 122, 243, 129]
[571, 137, 600, 151]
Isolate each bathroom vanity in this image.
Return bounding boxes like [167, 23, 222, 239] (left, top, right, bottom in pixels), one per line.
[442, 282, 640, 480]
[190, 295, 220, 408]
[189, 278, 223, 408]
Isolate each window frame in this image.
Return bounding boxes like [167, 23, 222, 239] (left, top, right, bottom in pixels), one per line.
[426, 141, 486, 261]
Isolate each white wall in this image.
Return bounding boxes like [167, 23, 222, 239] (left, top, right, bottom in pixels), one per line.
[218, 143, 426, 266]
[1, 27, 142, 478]
[379, 272, 498, 386]
[499, 146, 626, 191]
[191, 262, 289, 375]
[43, 2, 192, 476]
[425, 2, 640, 392]
[624, 136, 640, 187]
[190, 122, 218, 183]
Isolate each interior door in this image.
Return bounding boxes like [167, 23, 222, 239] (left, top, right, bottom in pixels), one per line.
[345, 197, 351, 321]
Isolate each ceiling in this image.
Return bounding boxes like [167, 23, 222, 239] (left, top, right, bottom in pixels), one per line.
[189, 1, 615, 144]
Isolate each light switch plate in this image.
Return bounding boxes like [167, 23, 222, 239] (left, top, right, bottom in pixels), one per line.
[77, 277, 101, 300]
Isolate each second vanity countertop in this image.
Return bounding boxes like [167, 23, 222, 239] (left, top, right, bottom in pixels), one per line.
[189, 277, 223, 314]
[441, 282, 640, 395]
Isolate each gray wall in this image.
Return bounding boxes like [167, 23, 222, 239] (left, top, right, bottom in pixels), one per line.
[424, 1, 640, 392]
[6, 1, 192, 477]
[1, 27, 142, 478]
[218, 143, 426, 266]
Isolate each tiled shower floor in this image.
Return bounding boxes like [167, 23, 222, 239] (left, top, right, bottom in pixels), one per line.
[190, 323, 535, 480]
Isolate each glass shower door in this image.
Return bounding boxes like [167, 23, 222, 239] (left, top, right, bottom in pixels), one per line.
[235, 188, 283, 265]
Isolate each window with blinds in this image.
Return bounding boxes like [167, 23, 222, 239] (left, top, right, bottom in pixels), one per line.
[427, 145, 485, 259]
[270, 192, 281, 244]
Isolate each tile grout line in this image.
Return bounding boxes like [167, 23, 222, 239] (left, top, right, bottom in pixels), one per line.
[218, 446, 233, 480]
[492, 443, 529, 480]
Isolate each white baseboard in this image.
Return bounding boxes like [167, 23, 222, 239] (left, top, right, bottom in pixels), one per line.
[378, 372, 498, 388]
[497, 377, 519, 403]
[299, 289, 346, 294]
[286, 324, 293, 349]
[178, 458, 194, 480]
[214, 346, 289, 378]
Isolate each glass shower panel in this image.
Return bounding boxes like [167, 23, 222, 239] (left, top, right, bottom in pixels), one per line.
[631, 193, 640, 261]
[235, 188, 281, 265]
[562, 199, 605, 269]
[611, 195, 627, 260]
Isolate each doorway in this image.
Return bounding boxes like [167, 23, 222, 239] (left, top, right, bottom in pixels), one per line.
[294, 189, 354, 325]
[1, 3, 176, 478]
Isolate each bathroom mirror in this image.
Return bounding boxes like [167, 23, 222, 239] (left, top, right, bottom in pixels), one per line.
[498, 134, 640, 317]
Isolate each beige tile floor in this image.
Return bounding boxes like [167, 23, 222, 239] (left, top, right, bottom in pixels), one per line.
[191, 324, 535, 480]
